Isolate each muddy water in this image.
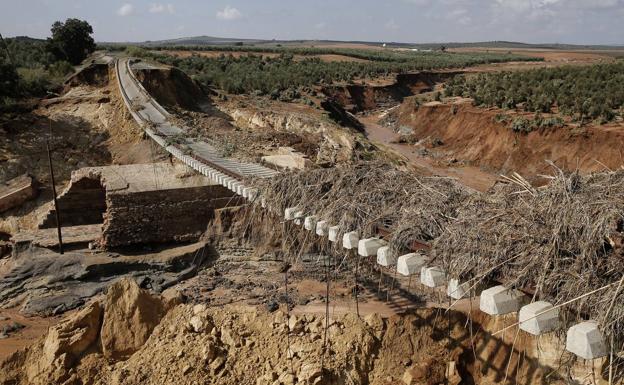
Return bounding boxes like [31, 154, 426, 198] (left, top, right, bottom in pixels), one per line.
[0, 308, 65, 360]
[360, 115, 498, 192]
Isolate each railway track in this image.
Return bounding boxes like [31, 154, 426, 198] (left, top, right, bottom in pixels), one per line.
[114, 57, 278, 191]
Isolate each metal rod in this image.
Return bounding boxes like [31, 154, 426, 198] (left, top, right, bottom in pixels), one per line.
[46, 138, 63, 254]
[354, 251, 360, 318]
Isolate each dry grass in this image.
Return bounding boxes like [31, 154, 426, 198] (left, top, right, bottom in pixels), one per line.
[433, 166, 624, 347]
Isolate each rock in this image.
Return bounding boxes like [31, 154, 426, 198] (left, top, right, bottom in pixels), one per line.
[221, 327, 239, 347]
[288, 315, 305, 334]
[402, 359, 444, 385]
[161, 287, 186, 310]
[445, 361, 461, 385]
[189, 314, 213, 333]
[210, 356, 226, 372]
[299, 363, 322, 384]
[41, 301, 102, 368]
[100, 278, 167, 360]
[192, 304, 207, 315]
[265, 300, 279, 312]
[278, 372, 296, 385]
[364, 313, 384, 336]
[182, 364, 192, 374]
[0, 333, 7, 340]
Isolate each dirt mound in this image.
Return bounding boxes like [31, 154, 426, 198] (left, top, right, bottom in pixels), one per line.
[1, 301, 480, 385]
[0, 301, 102, 384]
[134, 66, 209, 111]
[100, 278, 168, 360]
[0, 278, 169, 385]
[394, 101, 624, 178]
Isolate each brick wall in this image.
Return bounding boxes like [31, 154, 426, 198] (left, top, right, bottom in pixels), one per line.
[101, 185, 243, 247]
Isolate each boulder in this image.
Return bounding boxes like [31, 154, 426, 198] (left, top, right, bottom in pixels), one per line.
[42, 301, 102, 367]
[100, 278, 167, 360]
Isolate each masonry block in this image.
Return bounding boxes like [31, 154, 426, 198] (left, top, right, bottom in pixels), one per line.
[420, 266, 446, 288]
[376, 246, 396, 267]
[316, 220, 329, 236]
[328, 226, 340, 242]
[284, 207, 299, 220]
[358, 238, 387, 257]
[294, 210, 304, 225]
[304, 216, 317, 231]
[565, 321, 608, 360]
[480, 285, 524, 315]
[519, 301, 559, 335]
[397, 253, 427, 276]
[342, 231, 359, 249]
[447, 279, 470, 300]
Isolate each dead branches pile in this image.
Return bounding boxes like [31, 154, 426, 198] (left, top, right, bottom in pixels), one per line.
[432, 167, 624, 345]
[251, 161, 470, 254]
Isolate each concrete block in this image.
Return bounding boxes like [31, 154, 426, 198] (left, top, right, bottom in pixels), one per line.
[447, 279, 470, 300]
[236, 184, 244, 195]
[420, 266, 446, 288]
[376, 246, 396, 267]
[358, 238, 387, 257]
[242, 187, 251, 198]
[316, 220, 329, 236]
[247, 189, 258, 201]
[565, 321, 608, 360]
[284, 207, 299, 220]
[328, 226, 340, 242]
[304, 216, 317, 231]
[397, 253, 427, 276]
[519, 301, 559, 335]
[293, 210, 304, 225]
[479, 285, 524, 315]
[342, 231, 359, 250]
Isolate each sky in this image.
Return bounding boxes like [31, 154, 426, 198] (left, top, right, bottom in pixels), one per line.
[2, 0, 624, 45]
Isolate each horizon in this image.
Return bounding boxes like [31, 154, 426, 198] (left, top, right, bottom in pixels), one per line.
[2, 0, 624, 46]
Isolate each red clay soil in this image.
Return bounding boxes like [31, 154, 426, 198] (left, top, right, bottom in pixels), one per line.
[397, 102, 624, 178]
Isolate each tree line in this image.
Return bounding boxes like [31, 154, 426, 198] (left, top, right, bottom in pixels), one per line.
[444, 63, 624, 124]
[142, 49, 541, 97]
[131, 44, 543, 64]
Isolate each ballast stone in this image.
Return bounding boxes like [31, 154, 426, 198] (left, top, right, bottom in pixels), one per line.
[376, 246, 396, 267]
[420, 266, 446, 288]
[479, 285, 524, 315]
[519, 301, 559, 335]
[328, 226, 340, 242]
[342, 231, 359, 250]
[397, 253, 427, 276]
[565, 321, 608, 360]
[358, 238, 387, 257]
[447, 279, 470, 300]
[316, 221, 329, 236]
